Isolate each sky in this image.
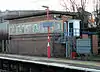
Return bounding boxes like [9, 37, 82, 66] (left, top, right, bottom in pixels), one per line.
[0, 0, 94, 12]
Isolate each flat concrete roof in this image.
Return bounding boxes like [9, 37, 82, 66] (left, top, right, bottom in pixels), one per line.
[1, 10, 77, 20]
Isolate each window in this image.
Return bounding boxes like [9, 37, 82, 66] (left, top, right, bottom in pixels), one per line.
[69, 23, 73, 36]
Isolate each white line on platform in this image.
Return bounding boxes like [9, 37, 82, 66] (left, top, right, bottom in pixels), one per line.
[0, 56, 99, 72]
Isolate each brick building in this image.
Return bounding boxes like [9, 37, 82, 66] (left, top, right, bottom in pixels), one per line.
[2, 10, 76, 57]
[1, 10, 98, 57]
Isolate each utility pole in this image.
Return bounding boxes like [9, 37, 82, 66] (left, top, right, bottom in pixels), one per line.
[42, 6, 51, 58]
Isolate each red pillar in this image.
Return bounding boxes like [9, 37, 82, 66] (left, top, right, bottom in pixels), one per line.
[47, 7, 51, 58]
[47, 29, 51, 58]
[92, 35, 98, 55]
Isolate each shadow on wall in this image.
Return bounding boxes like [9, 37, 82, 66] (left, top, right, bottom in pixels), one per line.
[0, 31, 9, 40]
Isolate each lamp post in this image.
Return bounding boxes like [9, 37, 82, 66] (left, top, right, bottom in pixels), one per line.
[42, 6, 51, 58]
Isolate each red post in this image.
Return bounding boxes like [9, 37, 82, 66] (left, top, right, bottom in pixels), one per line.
[46, 7, 51, 58]
[46, 8, 49, 20]
[47, 30, 50, 58]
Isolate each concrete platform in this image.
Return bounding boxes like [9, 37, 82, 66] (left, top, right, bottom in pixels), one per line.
[0, 54, 100, 72]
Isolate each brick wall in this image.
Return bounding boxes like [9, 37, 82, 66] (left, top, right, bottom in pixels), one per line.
[8, 33, 65, 57]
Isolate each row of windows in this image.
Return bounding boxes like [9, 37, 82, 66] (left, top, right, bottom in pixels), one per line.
[9, 21, 63, 35]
